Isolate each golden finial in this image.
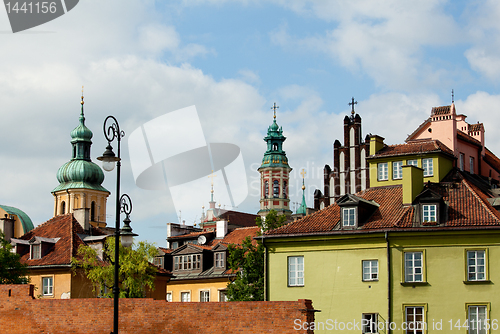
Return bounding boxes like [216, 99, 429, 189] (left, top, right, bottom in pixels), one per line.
[301, 169, 306, 190]
[208, 170, 217, 193]
[81, 86, 84, 105]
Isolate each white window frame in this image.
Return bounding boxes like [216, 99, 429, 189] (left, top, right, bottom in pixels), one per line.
[405, 306, 425, 334]
[342, 207, 356, 227]
[362, 313, 378, 334]
[422, 158, 433, 177]
[153, 256, 164, 268]
[467, 250, 486, 281]
[407, 159, 418, 167]
[404, 252, 423, 283]
[378, 162, 388, 181]
[422, 204, 436, 223]
[180, 291, 191, 302]
[468, 305, 488, 334]
[215, 252, 225, 268]
[42, 276, 53, 296]
[174, 254, 201, 271]
[362, 260, 378, 281]
[393, 161, 403, 179]
[288, 256, 304, 287]
[200, 290, 210, 302]
[166, 292, 172, 302]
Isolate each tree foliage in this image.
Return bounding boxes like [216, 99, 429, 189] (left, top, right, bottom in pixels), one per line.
[72, 237, 158, 298]
[226, 210, 287, 301]
[0, 232, 29, 284]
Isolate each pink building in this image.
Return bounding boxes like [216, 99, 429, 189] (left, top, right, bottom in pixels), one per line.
[406, 104, 500, 182]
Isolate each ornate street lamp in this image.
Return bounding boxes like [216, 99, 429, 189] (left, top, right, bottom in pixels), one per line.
[97, 116, 135, 334]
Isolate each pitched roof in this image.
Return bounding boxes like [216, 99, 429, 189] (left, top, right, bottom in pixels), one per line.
[218, 226, 260, 246]
[17, 214, 105, 267]
[265, 170, 500, 236]
[369, 139, 455, 159]
[218, 211, 259, 228]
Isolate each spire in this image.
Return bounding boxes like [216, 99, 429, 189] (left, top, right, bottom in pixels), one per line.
[260, 103, 289, 169]
[297, 169, 307, 215]
[80, 85, 85, 124]
[208, 170, 216, 207]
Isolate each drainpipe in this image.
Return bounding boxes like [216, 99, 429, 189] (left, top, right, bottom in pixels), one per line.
[263, 238, 268, 301]
[385, 231, 391, 333]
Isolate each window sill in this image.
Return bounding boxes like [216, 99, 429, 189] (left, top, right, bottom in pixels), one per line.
[400, 282, 429, 287]
[463, 280, 491, 285]
[288, 285, 304, 288]
[363, 279, 379, 282]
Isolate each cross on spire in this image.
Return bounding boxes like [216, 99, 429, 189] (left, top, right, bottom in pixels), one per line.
[208, 170, 217, 190]
[271, 102, 279, 119]
[300, 169, 306, 179]
[349, 97, 357, 115]
[81, 86, 84, 105]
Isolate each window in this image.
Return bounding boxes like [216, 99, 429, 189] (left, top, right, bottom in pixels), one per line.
[378, 162, 388, 181]
[200, 290, 210, 302]
[172, 241, 178, 249]
[42, 277, 53, 296]
[215, 252, 225, 268]
[470, 157, 475, 174]
[393, 161, 403, 179]
[219, 290, 228, 302]
[166, 292, 172, 302]
[284, 181, 287, 199]
[422, 158, 433, 177]
[405, 252, 423, 282]
[272, 143, 278, 151]
[174, 254, 201, 271]
[467, 250, 486, 281]
[459, 153, 465, 171]
[407, 159, 418, 167]
[288, 256, 304, 286]
[405, 306, 425, 334]
[264, 181, 269, 198]
[153, 257, 164, 268]
[61, 201, 66, 215]
[468, 305, 487, 334]
[342, 207, 356, 227]
[362, 313, 378, 333]
[362, 260, 378, 281]
[422, 204, 436, 223]
[273, 180, 279, 198]
[31, 244, 41, 260]
[91, 201, 96, 221]
[181, 291, 190, 302]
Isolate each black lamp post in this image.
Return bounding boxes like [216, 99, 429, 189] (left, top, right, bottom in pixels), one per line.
[97, 115, 135, 334]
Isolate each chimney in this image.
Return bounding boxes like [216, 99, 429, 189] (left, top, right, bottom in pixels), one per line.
[402, 165, 424, 205]
[216, 220, 228, 239]
[73, 208, 90, 232]
[369, 135, 385, 155]
[0, 214, 15, 242]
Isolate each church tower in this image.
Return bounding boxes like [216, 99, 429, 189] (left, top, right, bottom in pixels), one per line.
[52, 93, 110, 227]
[258, 103, 292, 217]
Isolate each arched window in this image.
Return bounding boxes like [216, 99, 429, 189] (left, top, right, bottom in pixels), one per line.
[284, 181, 287, 199]
[273, 143, 278, 151]
[273, 180, 279, 198]
[264, 181, 269, 198]
[61, 201, 66, 215]
[91, 201, 96, 221]
[73, 146, 76, 159]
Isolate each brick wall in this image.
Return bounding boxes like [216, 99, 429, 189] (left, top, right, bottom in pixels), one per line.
[0, 285, 315, 333]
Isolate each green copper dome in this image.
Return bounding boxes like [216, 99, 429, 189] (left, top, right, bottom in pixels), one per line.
[259, 118, 290, 169]
[52, 101, 109, 194]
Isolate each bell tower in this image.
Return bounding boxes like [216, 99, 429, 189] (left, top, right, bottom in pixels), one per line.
[258, 103, 292, 217]
[52, 91, 110, 227]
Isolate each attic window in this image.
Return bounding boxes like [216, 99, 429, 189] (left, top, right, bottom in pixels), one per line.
[342, 207, 356, 227]
[422, 204, 436, 223]
[31, 244, 41, 260]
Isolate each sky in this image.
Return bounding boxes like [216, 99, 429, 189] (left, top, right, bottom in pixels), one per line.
[2, 0, 500, 247]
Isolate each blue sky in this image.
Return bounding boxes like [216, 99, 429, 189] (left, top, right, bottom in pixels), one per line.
[2, 0, 500, 246]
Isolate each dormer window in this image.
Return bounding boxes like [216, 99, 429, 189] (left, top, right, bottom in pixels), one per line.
[31, 244, 41, 260]
[422, 204, 436, 223]
[342, 207, 356, 227]
[215, 252, 225, 268]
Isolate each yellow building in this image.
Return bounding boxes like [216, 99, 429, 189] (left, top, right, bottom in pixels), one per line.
[263, 166, 500, 334]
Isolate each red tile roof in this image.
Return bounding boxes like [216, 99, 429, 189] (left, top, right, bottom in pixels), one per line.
[369, 139, 454, 159]
[218, 226, 260, 246]
[265, 171, 500, 236]
[17, 214, 105, 267]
